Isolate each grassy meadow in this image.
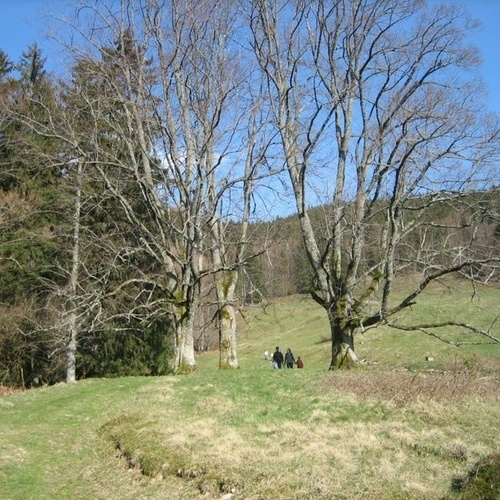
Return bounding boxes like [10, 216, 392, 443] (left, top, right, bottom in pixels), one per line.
[1, 279, 499, 499]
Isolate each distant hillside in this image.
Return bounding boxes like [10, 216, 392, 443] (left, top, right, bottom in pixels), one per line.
[239, 189, 499, 303]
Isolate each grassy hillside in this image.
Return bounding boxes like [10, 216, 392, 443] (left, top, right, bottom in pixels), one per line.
[1, 281, 499, 499]
[200, 278, 500, 372]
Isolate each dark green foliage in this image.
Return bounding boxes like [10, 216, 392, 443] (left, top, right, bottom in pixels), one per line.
[0, 226, 66, 304]
[17, 43, 46, 88]
[49, 32, 172, 384]
[0, 45, 74, 388]
[240, 256, 266, 304]
[0, 49, 13, 79]
[78, 319, 172, 378]
[293, 239, 315, 294]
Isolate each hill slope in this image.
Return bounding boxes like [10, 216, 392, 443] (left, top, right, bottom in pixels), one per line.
[1, 287, 499, 499]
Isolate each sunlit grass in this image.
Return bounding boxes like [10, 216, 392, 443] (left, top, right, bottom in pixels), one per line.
[200, 278, 499, 373]
[1, 279, 499, 499]
[1, 364, 498, 499]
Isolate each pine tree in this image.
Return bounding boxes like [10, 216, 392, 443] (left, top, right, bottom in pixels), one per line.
[17, 43, 46, 89]
[0, 44, 71, 386]
[59, 31, 172, 381]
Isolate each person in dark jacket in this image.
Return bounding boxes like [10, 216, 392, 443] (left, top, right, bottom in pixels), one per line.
[284, 348, 295, 368]
[273, 346, 284, 369]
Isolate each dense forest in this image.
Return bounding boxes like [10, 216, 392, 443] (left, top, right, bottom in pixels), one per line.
[1, 0, 499, 387]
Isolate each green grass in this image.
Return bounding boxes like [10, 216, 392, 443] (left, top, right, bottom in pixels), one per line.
[212, 278, 500, 373]
[1, 280, 499, 499]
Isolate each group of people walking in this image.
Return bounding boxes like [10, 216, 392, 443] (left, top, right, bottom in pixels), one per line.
[265, 347, 303, 369]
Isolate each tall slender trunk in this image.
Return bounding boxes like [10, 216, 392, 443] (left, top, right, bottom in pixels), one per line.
[66, 314, 77, 383]
[66, 160, 82, 383]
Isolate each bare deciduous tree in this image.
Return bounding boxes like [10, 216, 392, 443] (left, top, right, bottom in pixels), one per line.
[47, 0, 266, 374]
[249, 0, 500, 368]
[4, 0, 499, 380]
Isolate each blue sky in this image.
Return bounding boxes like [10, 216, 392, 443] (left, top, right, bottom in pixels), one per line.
[1, 0, 499, 114]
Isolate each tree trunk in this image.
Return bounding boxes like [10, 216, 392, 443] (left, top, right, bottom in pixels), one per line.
[216, 271, 239, 370]
[66, 159, 82, 383]
[66, 323, 77, 383]
[172, 298, 197, 374]
[328, 313, 358, 370]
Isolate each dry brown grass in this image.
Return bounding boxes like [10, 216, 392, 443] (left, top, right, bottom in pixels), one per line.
[0, 385, 23, 396]
[317, 360, 500, 409]
[89, 367, 499, 499]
